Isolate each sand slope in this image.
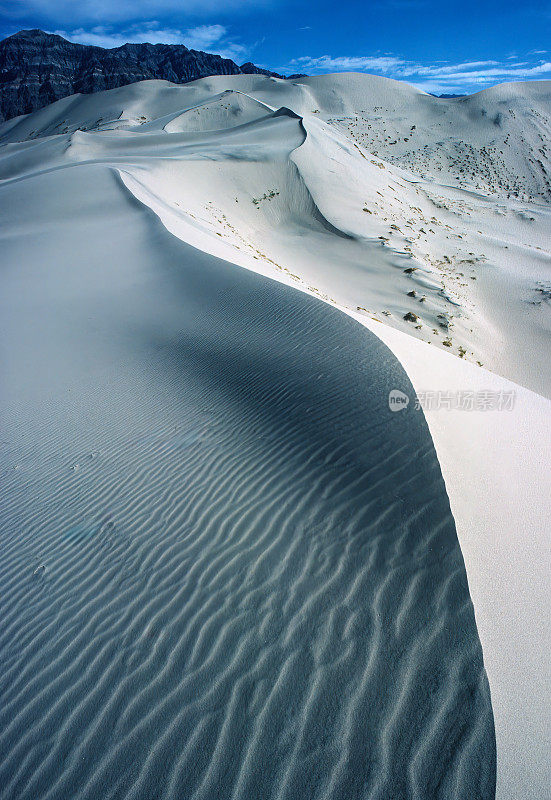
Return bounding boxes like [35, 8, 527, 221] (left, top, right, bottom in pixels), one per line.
[357, 317, 551, 800]
[0, 161, 494, 798]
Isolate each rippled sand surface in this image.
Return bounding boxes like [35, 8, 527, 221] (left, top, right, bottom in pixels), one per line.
[0, 162, 495, 799]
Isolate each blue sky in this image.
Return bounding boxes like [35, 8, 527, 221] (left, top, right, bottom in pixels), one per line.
[1, 0, 550, 94]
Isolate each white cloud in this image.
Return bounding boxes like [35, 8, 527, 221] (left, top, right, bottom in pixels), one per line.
[52, 26, 187, 48]
[52, 27, 126, 48]
[280, 52, 551, 93]
[404, 60, 500, 76]
[290, 55, 406, 73]
[52, 23, 251, 61]
[184, 24, 226, 50]
[403, 61, 551, 82]
[216, 42, 249, 62]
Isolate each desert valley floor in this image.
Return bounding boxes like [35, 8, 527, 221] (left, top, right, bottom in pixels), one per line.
[0, 74, 550, 800]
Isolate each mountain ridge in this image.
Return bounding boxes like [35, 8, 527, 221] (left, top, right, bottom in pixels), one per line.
[0, 29, 305, 121]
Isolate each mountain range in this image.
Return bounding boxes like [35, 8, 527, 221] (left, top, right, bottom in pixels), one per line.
[0, 29, 303, 121]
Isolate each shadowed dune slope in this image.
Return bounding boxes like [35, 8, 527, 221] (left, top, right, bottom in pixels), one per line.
[0, 166, 495, 800]
[0, 163, 496, 799]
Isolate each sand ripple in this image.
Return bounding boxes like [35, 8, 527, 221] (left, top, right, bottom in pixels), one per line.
[0, 167, 495, 799]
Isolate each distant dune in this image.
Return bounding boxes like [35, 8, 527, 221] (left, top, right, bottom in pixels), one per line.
[1, 72, 550, 800]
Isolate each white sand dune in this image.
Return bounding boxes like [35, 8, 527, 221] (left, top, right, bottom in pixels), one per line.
[1, 72, 550, 799]
[0, 162, 494, 800]
[5, 74, 546, 395]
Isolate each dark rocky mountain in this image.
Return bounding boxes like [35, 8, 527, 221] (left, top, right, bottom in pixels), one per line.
[0, 29, 304, 122]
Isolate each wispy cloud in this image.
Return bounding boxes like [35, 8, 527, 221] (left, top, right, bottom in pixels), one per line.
[51, 23, 250, 61]
[183, 24, 227, 50]
[290, 55, 405, 72]
[51, 26, 188, 48]
[405, 61, 551, 93]
[279, 53, 551, 93]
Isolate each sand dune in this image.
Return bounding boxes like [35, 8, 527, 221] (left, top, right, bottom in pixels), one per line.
[4, 74, 547, 394]
[0, 161, 495, 799]
[1, 72, 550, 799]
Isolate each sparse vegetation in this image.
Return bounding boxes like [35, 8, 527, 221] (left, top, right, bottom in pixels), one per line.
[252, 190, 280, 207]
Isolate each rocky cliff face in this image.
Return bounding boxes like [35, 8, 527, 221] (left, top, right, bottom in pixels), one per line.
[0, 29, 299, 121]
